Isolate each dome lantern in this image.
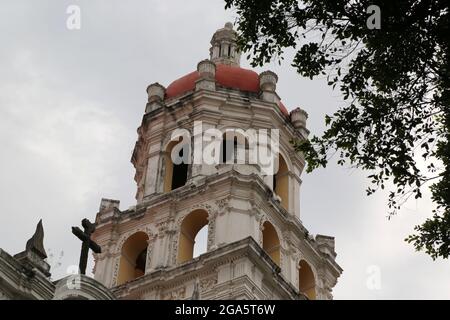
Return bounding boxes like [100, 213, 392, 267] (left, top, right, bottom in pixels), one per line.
[209, 22, 241, 66]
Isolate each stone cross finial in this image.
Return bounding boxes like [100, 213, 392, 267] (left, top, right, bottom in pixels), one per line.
[72, 218, 102, 275]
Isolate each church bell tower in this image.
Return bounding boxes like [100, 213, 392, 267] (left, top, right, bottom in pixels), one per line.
[91, 23, 342, 300]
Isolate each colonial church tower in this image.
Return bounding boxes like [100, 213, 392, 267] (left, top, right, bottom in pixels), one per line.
[91, 23, 342, 300]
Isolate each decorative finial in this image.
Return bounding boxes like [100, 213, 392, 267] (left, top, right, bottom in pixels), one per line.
[290, 107, 309, 137]
[146, 83, 166, 103]
[25, 219, 47, 259]
[145, 83, 166, 113]
[224, 22, 233, 30]
[259, 71, 279, 92]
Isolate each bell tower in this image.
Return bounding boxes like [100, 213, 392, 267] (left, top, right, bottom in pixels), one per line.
[91, 23, 342, 300]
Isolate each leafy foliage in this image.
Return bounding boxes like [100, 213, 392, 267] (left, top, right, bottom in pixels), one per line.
[225, 0, 450, 259]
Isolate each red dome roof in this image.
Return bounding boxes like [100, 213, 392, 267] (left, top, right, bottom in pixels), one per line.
[166, 64, 259, 98]
[165, 64, 289, 116]
[278, 101, 288, 116]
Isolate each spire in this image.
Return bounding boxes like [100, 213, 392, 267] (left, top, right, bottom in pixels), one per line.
[210, 22, 241, 66]
[25, 219, 47, 259]
[14, 219, 51, 277]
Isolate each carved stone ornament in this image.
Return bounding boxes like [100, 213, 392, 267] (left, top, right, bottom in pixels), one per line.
[162, 287, 186, 300]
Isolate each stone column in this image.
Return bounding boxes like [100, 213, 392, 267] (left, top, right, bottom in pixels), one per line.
[144, 237, 155, 274]
[293, 172, 301, 219]
[143, 143, 162, 197]
[150, 225, 167, 269]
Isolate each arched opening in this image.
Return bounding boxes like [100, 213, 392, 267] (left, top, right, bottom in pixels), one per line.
[273, 154, 289, 210]
[164, 139, 189, 192]
[177, 209, 209, 264]
[63, 296, 89, 300]
[221, 136, 235, 164]
[299, 260, 316, 300]
[220, 131, 249, 164]
[262, 221, 280, 266]
[193, 224, 208, 258]
[117, 232, 149, 285]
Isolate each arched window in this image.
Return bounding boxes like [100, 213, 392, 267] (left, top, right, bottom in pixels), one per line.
[177, 209, 209, 264]
[117, 232, 149, 285]
[273, 155, 289, 210]
[262, 221, 281, 266]
[299, 260, 316, 300]
[164, 139, 189, 192]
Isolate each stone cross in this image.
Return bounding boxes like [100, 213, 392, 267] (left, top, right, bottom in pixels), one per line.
[71, 218, 101, 275]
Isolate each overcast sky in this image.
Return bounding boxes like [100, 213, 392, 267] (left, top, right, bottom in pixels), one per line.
[0, 0, 448, 299]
